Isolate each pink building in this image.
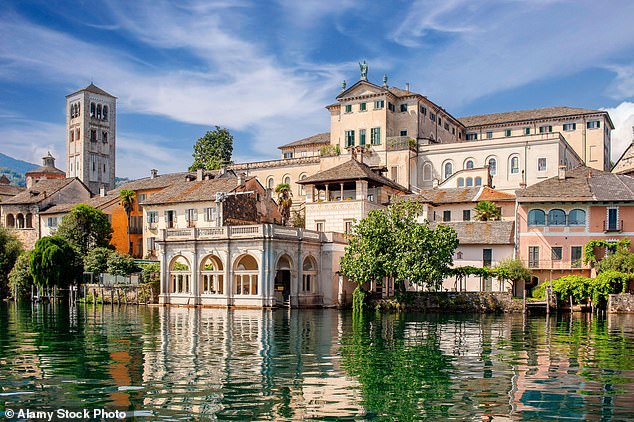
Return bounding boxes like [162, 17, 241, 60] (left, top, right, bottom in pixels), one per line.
[516, 166, 634, 291]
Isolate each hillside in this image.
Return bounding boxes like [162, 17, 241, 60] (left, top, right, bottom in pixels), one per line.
[0, 153, 38, 186]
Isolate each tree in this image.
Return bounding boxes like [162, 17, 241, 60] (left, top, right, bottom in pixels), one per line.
[597, 244, 634, 273]
[106, 252, 138, 277]
[340, 200, 458, 296]
[493, 258, 531, 290]
[30, 236, 82, 289]
[56, 204, 113, 256]
[84, 247, 114, 275]
[474, 200, 501, 221]
[189, 126, 234, 171]
[275, 183, 293, 226]
[0, 226, 22, 298]
[118, 189, 136, 254]
[8, 251, 33, 299]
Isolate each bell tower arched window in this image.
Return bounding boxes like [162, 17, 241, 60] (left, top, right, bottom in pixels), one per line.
[96, 104, 102, 120]
[90, 102, 96, 118]
[103, 105, 108, 120]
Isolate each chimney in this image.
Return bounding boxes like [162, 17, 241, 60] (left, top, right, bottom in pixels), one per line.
[237, 173, 245, 186]
[196, 168, 203, 181]
[558, 165, 566, 180]
[99, 186, 106, 197]
[358, 147, 364, 164]
[405, 82, 410, 93]
[150, 169, 158, 179]
[432, 179, 439, 188]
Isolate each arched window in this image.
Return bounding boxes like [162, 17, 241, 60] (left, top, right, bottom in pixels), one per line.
[235, 254, 258, 295]
[16, 213, 24, 229]
[267, 177, 274, 190]
[283, 175, 291, 185]
[475, 177, 482, 186]
[547, 209, 566, 226]
[6, 214, 15, 228]
[528, 209, 545, 226]
[466, 177, 473, 187]
[103, 105, 108, 120]
[568, 209, 586, 226]
[488, 157, 497, 176]
[25, 213, 33, 229]
[457, 178, 464, 187]
[169, 256, 191, 294]
[77, 102, 80, 117]
[510, 156, 519, 174]
[298, 173, 307, 195]
[443, 162, 453, 179]
[69, 130, 74, 143]
[464, 159, 474, 169]
[96, 104, 102, 120]
[200, 255, 224, 295]
[302, 256, 317, 293]
[75, 128, 80, 141]
[422, 162, 432, 181]
[90, 102, 96, 118]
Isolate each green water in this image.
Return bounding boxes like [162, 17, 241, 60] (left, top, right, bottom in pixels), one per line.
[1, 304, 633, 420]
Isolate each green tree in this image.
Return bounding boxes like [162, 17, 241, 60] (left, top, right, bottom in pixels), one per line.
[0, 226, 22, 298]
[275, 183, 293, 226]
[84, 247, 114, 275]
[340, 200, 458, 297]
[474, 200, 501, 221]
[30, 236, 82, 289]
[189, 126, 234, 171]
[8, 251, 33, 299]
[106, 252, 138, 277]
[493, 258, 531, 290]
[597, 246, 634, 273]
[118, 189, 136, 254]
[56, 204, 113, 256]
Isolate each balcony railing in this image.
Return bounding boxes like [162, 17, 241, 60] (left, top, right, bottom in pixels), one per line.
[161, 224, 326, 242]
[604, 220, 623, 232]
[522, 259, 585, 270]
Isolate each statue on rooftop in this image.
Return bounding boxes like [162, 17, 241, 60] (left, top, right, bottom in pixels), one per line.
[359, 61, 368, 80]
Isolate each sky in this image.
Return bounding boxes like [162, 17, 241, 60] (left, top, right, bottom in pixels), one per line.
[1, 0, 634, 179]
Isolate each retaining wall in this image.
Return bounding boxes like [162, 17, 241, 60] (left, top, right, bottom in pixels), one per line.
[370, 291, 524, 313]
[608, 293, 634, 313]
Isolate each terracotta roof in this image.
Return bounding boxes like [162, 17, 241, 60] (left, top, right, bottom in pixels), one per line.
[142, 176, 243, 205]
[0, 185, 24, 197]
[39, 194, 119, 215]
[26, 164, 65, 176]
[406, 186, 515, 205]
[67, 83, 115, 98]
[459, 106, 608, 127]
[612, 142, 634, 174]
[278, 132, 331, 149]
[0, 175, 10, 184]
[430, 220, 515, 245]
[2, 178, 77, 205]
[516, 166, 634, 202]
[113, 172, 189, 192]
[296, 159, 409, 192]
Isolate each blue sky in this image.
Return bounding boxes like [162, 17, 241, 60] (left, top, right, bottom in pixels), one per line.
[1, 0, 634, 178]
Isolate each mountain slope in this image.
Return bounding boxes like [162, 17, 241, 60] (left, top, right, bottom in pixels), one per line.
[0, 153, 38, 186]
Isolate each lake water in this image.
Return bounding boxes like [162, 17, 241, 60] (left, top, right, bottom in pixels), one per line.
[1, 304, 634, 420]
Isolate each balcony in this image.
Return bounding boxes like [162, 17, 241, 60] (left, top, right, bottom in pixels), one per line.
[523, 259, 585, 270]
[160, 224, 326, 242]
[604, 220, 623, 232]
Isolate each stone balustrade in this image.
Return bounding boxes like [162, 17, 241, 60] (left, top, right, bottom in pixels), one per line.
[161, 224, 325, 242]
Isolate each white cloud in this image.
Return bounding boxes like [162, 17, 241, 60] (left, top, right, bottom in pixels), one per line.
[603, 102, 634, 163]
[606, 64, 634, 100]
[116, 132, 193, 178]
[0, 118, 66, 168]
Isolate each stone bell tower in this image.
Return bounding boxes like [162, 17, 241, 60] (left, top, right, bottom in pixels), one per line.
[66, 83, 116, 194]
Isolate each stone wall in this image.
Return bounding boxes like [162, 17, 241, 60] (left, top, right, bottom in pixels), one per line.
[369, 291, 524, 313]
[608, 293, 634, 313]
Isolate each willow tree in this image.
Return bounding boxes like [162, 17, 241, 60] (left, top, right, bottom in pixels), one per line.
[119, 189, 136, 254]
[30, 236, 82, 289]
[275, 183, 293, 226]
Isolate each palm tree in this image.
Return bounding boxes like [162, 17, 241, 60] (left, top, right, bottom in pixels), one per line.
[118, 189, 136, 254]
[474, 200, 501, 221]
[274, 183, 292, 226]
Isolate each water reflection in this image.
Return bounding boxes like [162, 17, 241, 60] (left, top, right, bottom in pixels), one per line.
[1, 304, 633, 420]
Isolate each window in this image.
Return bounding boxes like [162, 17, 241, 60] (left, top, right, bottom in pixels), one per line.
[463, 210, 471, 221]
[571, 246, 582, 268]
[374, 100, 384, 109]
[423, 163, 432, 181]
[302, 258, 317, 293]
[563, 123, 576, 131]
[430, 113, 436, 122]
[483, 249, 492, 267]
[504, 129, 512, 137]
[551, 247, 563, 261]
[185, 208, 197, 227]
[90, 129, 97, 142]
[524, 127, 530, 135]
[267, 177, 274, 189]
[390, 166, 398, 182]
[102, 131, 108, 143]
[147, 237, 156, 253]
[204, 207, 216, 222]
[510, 156, 519, 174]
[283, 175, 291, 185]
[345, 104, 352, 113]
[359, 129, 366, 145]
[539, 125, 553, 133]
[456, 251, 463, 260]
[96, 104, 102, 119]
[147, 211, 158, 225]
[444, 162, 453, 179]
[360, 102, 366, 111]
[528, 246, 540, 268]
[399, 130, 408, 137]
[234, 255, 258, 296]
[465, 159, 474, 169]
[420, 105, 427, 115]
[388, 102, 395, 112]
[528, 209, 545, 226]
[90, 102, 95, 117]
[488, 158, 497, 176]
[283, 152, 293, 159]
[370, 127, 381, 145]
[547, 209, 566, 226]
[486, 131, 493, 139]
[444, 122, 449, 131]
[568, 209, 585, 225]
[452, 127, 456, 135]
[165, 210, 175, 228]
[466, 133, 478, 141]
[538, 158, 547, 172]
[400, 103, 408, 112]
[345, 130, 355, 147]
[457, 178, 464, 187]
[607, 207, 619, 231]
[587, 120, 600, 129]
[103, 105, 108, 120]
[316, 221, 324, 232]
[443, 210, 451, 222]
[475, 177, 482, 186]
[466, 177, 473, 187]
[438, 117, 442, 126]
[47, 217, 58, 227]
[344, 220, 353, 234]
